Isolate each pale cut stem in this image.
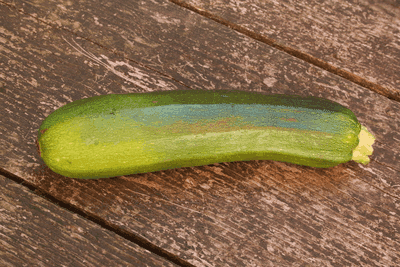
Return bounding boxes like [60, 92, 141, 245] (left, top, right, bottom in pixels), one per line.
[352, 125, 375, 165]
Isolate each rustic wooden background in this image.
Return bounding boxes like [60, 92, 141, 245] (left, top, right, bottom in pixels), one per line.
[1, 0, 400, 266]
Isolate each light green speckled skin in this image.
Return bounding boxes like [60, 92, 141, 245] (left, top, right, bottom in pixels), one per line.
[37, 90, 361, 178]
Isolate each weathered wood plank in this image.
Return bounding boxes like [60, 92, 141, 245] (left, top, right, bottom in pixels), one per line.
[1, 0, 400, 266]
[2, 0, 399, 172]
[0, 175, 178, 267]
[174, 0, 400, 101]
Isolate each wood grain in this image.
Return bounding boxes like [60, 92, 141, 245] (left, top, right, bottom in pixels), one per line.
[176, 0, 400, 101]
[1, 0, 400, 266]
[0, 175, 178, 267]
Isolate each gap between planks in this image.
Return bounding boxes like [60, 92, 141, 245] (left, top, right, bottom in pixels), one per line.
[167, 0, 400, 102]
[0, 167, 196, 267]
[2, 0, 399, 102]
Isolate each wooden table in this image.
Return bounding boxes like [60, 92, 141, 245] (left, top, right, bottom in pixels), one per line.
[1, 0, 400, 266]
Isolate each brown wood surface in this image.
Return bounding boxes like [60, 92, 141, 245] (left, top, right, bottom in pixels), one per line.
[1, 0, 400, 266]
[0, 175, 178, 267]
[178, 0, 400, 101]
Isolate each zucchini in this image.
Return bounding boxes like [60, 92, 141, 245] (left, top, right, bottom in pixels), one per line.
[37, 90, 375, 179]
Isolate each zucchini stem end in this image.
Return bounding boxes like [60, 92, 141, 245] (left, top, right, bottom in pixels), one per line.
[352, 125, 375, 165]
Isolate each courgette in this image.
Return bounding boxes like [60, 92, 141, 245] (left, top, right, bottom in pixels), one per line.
[37, 90, 375, 179]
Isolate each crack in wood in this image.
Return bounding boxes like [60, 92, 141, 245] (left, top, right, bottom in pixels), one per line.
[167, 0, 400, 102]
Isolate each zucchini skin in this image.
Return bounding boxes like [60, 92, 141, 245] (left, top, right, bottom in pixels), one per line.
[38, 90, 361, 179]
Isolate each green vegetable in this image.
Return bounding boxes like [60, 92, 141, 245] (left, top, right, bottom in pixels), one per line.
[37, 90, 375, 179]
